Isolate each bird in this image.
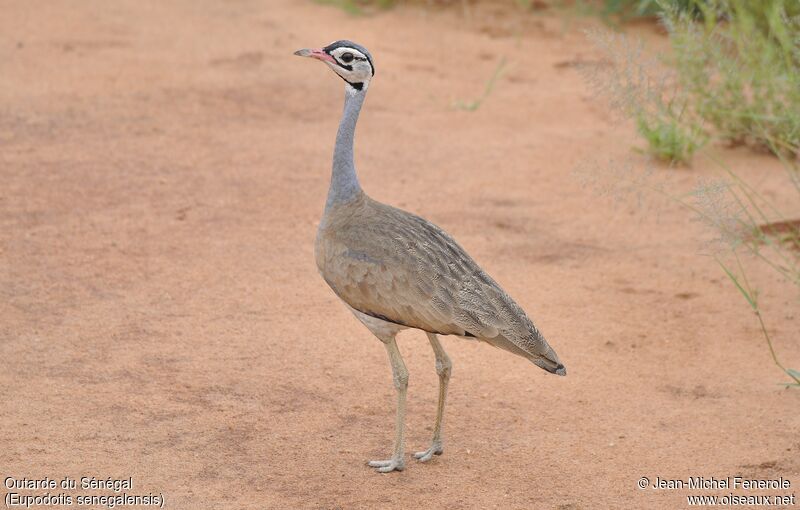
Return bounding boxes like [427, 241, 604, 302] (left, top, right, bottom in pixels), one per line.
[295, 40, 565, 473]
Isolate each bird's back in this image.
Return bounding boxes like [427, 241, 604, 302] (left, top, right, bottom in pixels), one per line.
[316, 193, 564, 374]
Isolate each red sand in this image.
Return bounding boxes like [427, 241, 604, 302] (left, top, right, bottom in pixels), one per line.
[1, 1, 798, 508]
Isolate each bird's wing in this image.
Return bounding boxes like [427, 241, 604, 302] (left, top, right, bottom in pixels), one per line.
[316, 197, 555, 362]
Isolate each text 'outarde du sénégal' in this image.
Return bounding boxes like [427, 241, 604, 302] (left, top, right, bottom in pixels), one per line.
[5, 476, 132, 492]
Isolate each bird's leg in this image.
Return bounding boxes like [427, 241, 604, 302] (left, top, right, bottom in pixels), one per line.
[368, 337, 408, 473]
[415, 332, 451, 462]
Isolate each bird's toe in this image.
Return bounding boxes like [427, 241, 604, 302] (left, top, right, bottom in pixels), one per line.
[414, 450, 435, 462]
[377, 463, 403, 473]
[368, 458, 404, 472]
[414, 443, 443, 462]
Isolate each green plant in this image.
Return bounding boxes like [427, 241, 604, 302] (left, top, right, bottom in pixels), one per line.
[581, 29, 706, 164]
[596, 0, 666, 19]
[576, 144, 800, 386]
[312, 0, 395, 15]
[635, 111, 704, 164]
[683, 147, 800, 386]
[582, 22, 799, 386]
[563, 0, 700, 23]
[716, 253, 800, 388]
[454, 58, 507, 111]
[661, 0, 800, 155]
[658, 3, 800, 385]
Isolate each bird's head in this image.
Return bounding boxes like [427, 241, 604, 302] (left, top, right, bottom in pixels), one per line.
[294, 40, 375, 92]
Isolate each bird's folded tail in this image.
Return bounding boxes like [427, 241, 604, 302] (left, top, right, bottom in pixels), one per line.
[532, 350, 566, 376]
[479, 332, 566, 376]
[526, 329, 566, 376]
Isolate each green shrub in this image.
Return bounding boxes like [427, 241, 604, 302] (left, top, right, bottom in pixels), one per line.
[662, 0, 800, 156]
[311, 0, 395, 15]
[583, 7, 800, 386]
[636, 113, 704, 163]
[581, 29, 707, 164]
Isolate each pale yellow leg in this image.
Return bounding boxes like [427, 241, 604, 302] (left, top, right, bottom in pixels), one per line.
[368, 337, 408, 473]
[415, 332, 451, 462]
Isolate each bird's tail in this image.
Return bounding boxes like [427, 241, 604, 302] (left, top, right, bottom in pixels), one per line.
[531, 347, 566, 376]
[480, 332, 566, 376]
[527, 326, 566, 376]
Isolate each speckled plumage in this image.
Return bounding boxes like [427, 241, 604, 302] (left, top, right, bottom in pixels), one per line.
[316, 192, 564, 373]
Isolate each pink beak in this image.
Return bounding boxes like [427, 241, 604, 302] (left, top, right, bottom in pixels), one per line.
[294, 48, 335, 63]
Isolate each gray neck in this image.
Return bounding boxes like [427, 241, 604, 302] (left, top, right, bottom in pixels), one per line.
[326, 87, 366, 209]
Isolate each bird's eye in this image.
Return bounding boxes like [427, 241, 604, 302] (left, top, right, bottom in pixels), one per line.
[340, 52, 354, 63]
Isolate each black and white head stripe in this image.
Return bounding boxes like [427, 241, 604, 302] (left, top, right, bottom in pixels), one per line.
[322, 40, 375, 90]
[323, 40, 374, 75]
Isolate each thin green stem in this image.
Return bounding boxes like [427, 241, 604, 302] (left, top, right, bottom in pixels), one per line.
[715, 254, 800, 386]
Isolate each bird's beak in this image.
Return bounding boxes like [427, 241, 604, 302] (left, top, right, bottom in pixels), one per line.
[294, 48, 335, 63]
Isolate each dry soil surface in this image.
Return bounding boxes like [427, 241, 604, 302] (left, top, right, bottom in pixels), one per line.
[1, 1, 799, 509]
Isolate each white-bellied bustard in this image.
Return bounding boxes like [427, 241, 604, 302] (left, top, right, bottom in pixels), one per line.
[295, 40, 566, 473]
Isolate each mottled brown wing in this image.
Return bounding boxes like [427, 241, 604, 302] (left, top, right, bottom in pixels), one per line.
[316, 196, 553, 360]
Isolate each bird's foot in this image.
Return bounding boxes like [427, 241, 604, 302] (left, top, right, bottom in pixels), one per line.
[368, 456, 405, 473]
[414, 441, 443, 462]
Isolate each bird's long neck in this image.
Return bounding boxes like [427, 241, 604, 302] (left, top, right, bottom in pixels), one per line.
[326, 87, 366, 209]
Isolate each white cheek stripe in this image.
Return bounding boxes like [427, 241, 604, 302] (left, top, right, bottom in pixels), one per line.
[325, 59, 371, 86]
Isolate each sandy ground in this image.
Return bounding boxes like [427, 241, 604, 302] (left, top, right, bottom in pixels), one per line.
[1, 1, 799, 509]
